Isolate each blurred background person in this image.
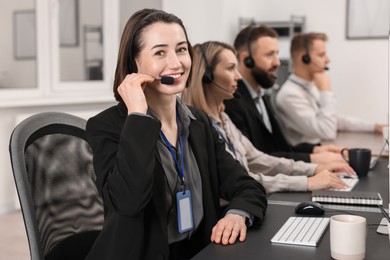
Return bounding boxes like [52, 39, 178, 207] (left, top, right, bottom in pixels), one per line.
[224, 25, 345, 165]
[274, 32, 385, 146]
[182, 41, 355, 194]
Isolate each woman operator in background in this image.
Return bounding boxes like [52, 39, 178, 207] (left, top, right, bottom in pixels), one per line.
[181, 41, 355, 194]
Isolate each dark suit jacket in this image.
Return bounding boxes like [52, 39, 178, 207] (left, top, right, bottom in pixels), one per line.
[85, 102, 267, 260]
[224, 80, 314, 162]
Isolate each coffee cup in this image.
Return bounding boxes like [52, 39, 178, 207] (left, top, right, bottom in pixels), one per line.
[330, 215, 366, 260]
[341, 148, 371, 177]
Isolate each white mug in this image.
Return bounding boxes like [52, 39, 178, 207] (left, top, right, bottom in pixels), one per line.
[330, 215, 366, 260]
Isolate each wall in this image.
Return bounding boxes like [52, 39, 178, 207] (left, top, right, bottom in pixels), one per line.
[119, 0, 161, 33]
[164, 0, 388, 123]
[1, 0, 36, 88]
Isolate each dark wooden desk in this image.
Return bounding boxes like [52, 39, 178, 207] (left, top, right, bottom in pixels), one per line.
[192, 204, 390, 260]
[192, 134, 390, 259]
[193, 155, 390, 260]
[268, 159, 389, 211]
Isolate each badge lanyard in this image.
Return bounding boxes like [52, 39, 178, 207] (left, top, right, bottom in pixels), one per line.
[159, 115, 186, 191]
[159, 113, 193, 233]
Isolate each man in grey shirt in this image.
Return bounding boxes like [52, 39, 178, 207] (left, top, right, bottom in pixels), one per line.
[275, 32, 384, 146]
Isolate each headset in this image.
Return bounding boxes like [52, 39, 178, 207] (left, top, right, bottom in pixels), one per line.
[198, 43, 241, 98]
[244, 26, 256, 68]
[199, 43, 214, 84]
[301, 33, 311, 64]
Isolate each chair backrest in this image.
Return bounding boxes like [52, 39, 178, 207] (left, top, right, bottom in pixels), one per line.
[9, 112, 104, 260]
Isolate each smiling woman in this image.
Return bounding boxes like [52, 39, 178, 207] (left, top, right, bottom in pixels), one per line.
[84, 8, 267, 260]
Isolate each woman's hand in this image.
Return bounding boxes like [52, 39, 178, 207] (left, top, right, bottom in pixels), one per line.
[117, 73, 155, 115]
[313, 144, 343, 154]
[374, 124, 387, 135]
[314, 162, 356, 177]
[310, 151, 345, 164]
[308, 170, 347, 191]
[211, 213, 247, 245]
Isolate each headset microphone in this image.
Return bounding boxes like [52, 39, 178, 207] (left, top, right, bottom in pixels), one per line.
[212, 82, 241, 99]
[156, 76, 175, 85]
[199, 43, 241, 99]
[233, 91, 242, 99]
[324, 67, 329, 71]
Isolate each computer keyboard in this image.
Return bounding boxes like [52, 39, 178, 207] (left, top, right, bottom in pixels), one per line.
[271, 217, 329, 247]
[329, 177, 359, 192]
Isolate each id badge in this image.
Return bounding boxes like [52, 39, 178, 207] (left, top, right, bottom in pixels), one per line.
[176, 189, 194, 233]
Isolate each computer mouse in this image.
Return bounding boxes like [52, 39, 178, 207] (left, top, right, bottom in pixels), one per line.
[295, 201, 325, 215]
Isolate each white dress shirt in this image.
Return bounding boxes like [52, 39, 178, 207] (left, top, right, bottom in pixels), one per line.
[243, 79, 273, 133]
[274, 74, 375, 146]
[211, 112, 317, 194]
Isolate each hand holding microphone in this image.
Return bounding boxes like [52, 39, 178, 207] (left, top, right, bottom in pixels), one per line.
[118, 73, 155, 115]
[119, 74, 176, 115]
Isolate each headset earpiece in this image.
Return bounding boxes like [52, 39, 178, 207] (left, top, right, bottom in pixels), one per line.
[302, 54, 311, 64]
[202, 69, 214, 84]
[244, 26, 256, 69]
[244, 56, 255, 68]
[301, 34, 311, 64]
[199, 44, 214, 84]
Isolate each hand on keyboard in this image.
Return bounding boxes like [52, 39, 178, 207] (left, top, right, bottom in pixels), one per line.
[315, 162, 355, 176]
[308, 171, 350, 191]
[329, 177, 359, 192]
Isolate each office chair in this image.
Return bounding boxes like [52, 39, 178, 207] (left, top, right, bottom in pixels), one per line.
[9, 112, 104, 260]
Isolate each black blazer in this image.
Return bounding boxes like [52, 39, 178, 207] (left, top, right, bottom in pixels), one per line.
[85, 102, 267, 260]
[224, 80, 313, 162]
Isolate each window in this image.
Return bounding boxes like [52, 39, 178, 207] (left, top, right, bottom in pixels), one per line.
[0, 0, 119, 107]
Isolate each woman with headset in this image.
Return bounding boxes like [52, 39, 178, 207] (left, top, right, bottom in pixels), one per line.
[181, 41, 355, 195]
[84, 9, 267, 260]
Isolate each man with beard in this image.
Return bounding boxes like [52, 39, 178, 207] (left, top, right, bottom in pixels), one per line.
[224, 25, 345, 164]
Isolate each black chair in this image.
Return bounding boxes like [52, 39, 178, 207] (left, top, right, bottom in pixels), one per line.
[9, 112, 104, 260]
